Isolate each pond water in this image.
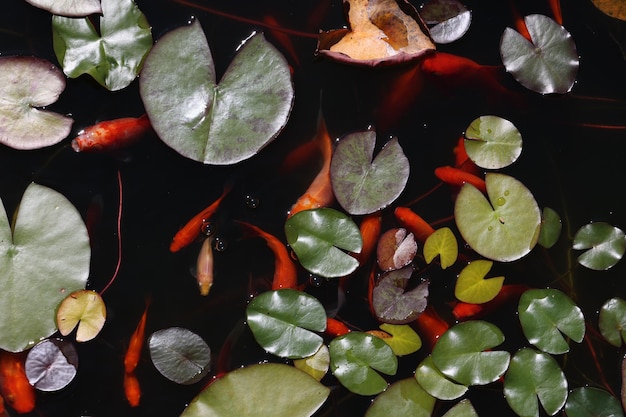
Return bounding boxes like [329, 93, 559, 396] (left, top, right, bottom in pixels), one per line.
[1, 0, 626, 416]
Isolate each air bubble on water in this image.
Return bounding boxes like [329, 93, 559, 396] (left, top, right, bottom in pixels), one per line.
[309, 274, 324, 287]
[245, 195, 260, 209]
[214, 238, 227, 252]
[201, 220, 214, 236]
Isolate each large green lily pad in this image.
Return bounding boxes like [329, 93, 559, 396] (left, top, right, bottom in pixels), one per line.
[0, 183, 90, 352]
[140, 20, 294, 165]
[364, 378, 435, 417]
[454, 173, 541, 262]
[25, 0, 101, 17]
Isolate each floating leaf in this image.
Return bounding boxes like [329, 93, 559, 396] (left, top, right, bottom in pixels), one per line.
[504, 348, 568, 417]
[572, 222, 626, 270]
[423, 227, 458, 269]
[25, 0, 101, 17]
[376, 228, 417, 271]
[415, 355, 468, 400]
[246, 289, 326, 359]
[372, 267, 428, 324]
[518, 288, 585, 354]
[52, 0, 153, 91]
[431, 320, 510, 386]
[148, 327, 211, 385]
[317, 0, 436, 66]
[181, 363, 329, 417]
[464, 115, 523, 169]
[25, 339, 78, 391]
[285, 208, 362, 278]
[598, 297, 626, 347]
[56, 290, 106, 342]
[329, 332, 397, 395]
[293, 344, 330, 381]
[538, 207, 562, 248]
[454, 173, 541, 262]
[455, 260, 504, 304]
[0, 183, 90, 352]
[591, 0, 626, 21]
[420, 0, 472, 44]
[564, 387, 624, 417]
[441, 399, 479, 417]
[364, 378, 435, 417]
[377, 323, 422, 356]
[0, 56, 73, 150]
[140, 21, 293, 165]
[500, 14, 579, 94]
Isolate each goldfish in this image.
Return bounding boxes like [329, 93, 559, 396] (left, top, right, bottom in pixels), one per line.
[353, 212, 383, 266]
[235, 220, 298, 290]
[123, 371, 141, 407]
[0, 351, 35, 414]
[413, 305, 449, 350]
[394, 207, 435, 243]
[263, 15, 300, 67]
[325, 317, 350, 337]
[452, 284, 529, 321]
[124, 301, 149, 374]
[288, 116, 335, 217]
[196, 237, 214, 296]
[434, 165, 487, 193]
[170, 185, 232, 253]
[453, 136, 481, 176]
[71, 114, 151, 153]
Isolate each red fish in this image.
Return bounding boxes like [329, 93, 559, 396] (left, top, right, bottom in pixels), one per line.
[453, 136, 481, 176]
[170, 185, 232, 253]
[288, 116, 334, 217]
[434, 165, 487, 193]
[353, 212, 382, 266]
[236, 220, 298, 290]
[452, 284, 529, 321]
[413, 305, 449, 350]
[326, 318, 350, 337]
[196, 237, 215, 296]
[548, 0, 563, 25]
[509, 0, 532, 42]
[124, 302, 149, 374]
[375, 63, 425, 131]
[263, 15, 300, 67]
[394, 207, 435, 243]
[0, 351, 35, 414]
[124, 371, 141, 407]
[71, 114, 151, 153]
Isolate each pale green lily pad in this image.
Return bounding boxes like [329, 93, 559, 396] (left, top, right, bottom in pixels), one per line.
[503, 348, 567, 417]
[140, 20, 294, 165]
[518, 288, 585, 354]
[441, 399, 479, 417]
[25, 0, 101, 17]
[455, 260, 504, 304]
[564, 387, 624, 417]
[285, 208, 362, 278]
[181, 363, 330, 417]
[538, 207, 562, 248]
[0, 183, 90, 352]
[25, 338, 78, 392]
[431, 320, 510, 386]
[52, 0, 153, 91]
[330, 131, 409, 215]
[572, 222, 626, 270]
[364, 378, 435, 417]
[423, 227, 458, 269]
[0, 56, 73, 150]
[149, 327, 211, 385]
[293, 344, 330, 381]
[56, 289, 106, 342]
[464, 115, 523, 169]
[598, 297, 626, 347]
[377, 323, 422, 356]
[500, 14, 579, 94]
[415, 355, 468, 400]
[246, 289, 326, 359]
[454, 173, 541, 262]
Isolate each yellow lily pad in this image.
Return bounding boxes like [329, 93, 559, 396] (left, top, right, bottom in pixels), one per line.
[56, 290, 106, 342]
[293, 344, 330, 381]
[377, 323, 422, 356]
[423, 227, 458, 269]
[455, 260, 504, 304]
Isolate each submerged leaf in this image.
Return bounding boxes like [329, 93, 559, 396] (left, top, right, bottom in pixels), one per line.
[572, 222, 626, 270]
[25, 339, 78, 391]
[56, 290, 106, 342]
[149, 327, 211, 385]
[365, 377, 435, 417]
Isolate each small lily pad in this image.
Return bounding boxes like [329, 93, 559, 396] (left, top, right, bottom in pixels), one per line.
[364, 378, 435, 417]
[572, 222, 626, 270]
[56, 290, 106, 342]
[25, 0, 101, 17]
[377, 323, 422, 356]
[564, 387, 624, 417]
[415, 355, 468, 400]
[148, 327, 211, 385]
[423, 227, 458, 269]
[0, 56, 73, 150]
[464, 115, 523, 169]
[376, 228, 417, 271]
[372, 267, 429, 324]
[420, 0, 472, 44]
[25, 339, 78, 392]
[500, 14, 579, 94]
[538, 207, 562, 248]
[331, 132, 410, 215]
[598, 297, 626, 347]
[455, 260, 505, 304]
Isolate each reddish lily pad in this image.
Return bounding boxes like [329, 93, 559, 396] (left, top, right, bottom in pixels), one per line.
[377, 228, 417, 271]
[25, 339, 78, 392]
[372, 266, 428, 324]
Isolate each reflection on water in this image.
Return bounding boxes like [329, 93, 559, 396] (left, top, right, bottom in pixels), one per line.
[1, 0, 626, 415]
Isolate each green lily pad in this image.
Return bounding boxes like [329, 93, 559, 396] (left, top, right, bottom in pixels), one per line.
[140, 20, 294, 165]
[431, 320, 510, 386]
[441, 399, 479, 417]
[564, 387, 624, 417]
[329, 332, 398, 396]
[500, 14, 579, 94]
[455, 260, 505, 304]
[598, 297, 626, 347]
[181, 363, 330, 417]
[538, 207, 562, 248]
[0, 56, 73, 150]
[52, 0, 153, 91]
[372, 267, 429, 324]
[377, 323, 422, 356]
[454, 173, 541, 262]
[415, 355, 468, 400]
[246, 289, 326, 359]
[364, 378, 435, 417]
[503, 348, 568, 417]
[572, 222, 626, 270]
[148, 327, 211, 385]
[285, 208, 362, 278]
[518, 288, 585, 354]
[330, 131, 409, 215]
[464, 115, 523, 169]
[423, 227, 458, 269]
[25, 338, 78, 392]
[0, 183, 91, 352]
[25, 0, 101, 17]
[56, 289, 106, 342]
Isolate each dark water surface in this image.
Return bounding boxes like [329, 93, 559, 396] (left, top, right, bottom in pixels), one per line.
[1, 0, 626, 416]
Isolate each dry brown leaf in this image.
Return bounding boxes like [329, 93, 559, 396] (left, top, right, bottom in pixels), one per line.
[591, 0, 626, 21]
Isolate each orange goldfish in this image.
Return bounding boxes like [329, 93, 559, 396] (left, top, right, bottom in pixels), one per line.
[196, 237, 214, 296]
[434, 165, 487, 193]
[124, 371, 141, 407]
[394, 207, 435, 243]
[124, 302, 149, 374]
[413, 306, 449, 350]
[0, 351, 35, 414]
[71, 114, 151, 153]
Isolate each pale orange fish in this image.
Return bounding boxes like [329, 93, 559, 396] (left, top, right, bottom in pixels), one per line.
[196, 237, 214, 296]
[72, 114, 151, 153]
